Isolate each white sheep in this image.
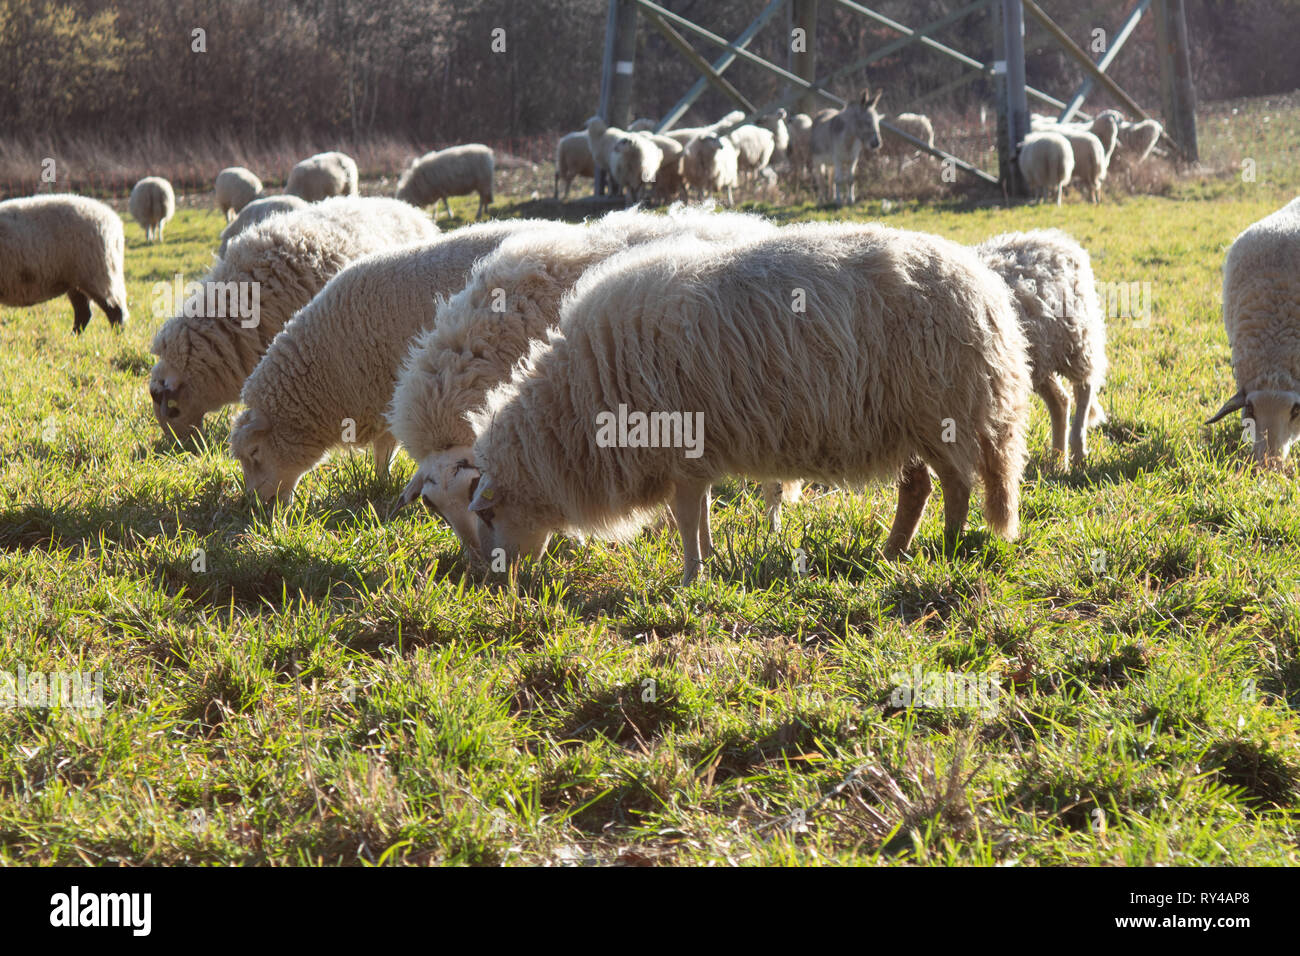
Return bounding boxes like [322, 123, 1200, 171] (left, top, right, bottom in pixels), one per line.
[726, 123, 777, 182]
[554, 131, 595, 199]
[129, 177, 175, 243]
[977, 229, 1107, 464]
[609, 133, 663, 204]
[1051, 127, 1107, 203]
[644, 134, 686, 202]
[1085, 111, 1120, 163]
[463, 222, 1031, 583]
[396, 144, 494, 220]
[147, 196, 435, 443]
[285, 151, 359, 202]
[682, 133, 739, 205]
[1017, 131, 1074, 206]
[1205, 197, 1300, 467]
[230, 220, 546, 504]
[758, 109, 790, 165]
[585, 116, 622, 181]
[386, 206, 776, 554]
[663, 110, 746, 147]
[0, 193, 128, 334]
[808, 88, 885, 205]
[217, 195, 309, 257]
[1115, 118, 1163, 165]
[215, 167, 263, 221]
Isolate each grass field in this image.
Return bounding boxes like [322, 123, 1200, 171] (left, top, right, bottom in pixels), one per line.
[1, 101, 1298, 866]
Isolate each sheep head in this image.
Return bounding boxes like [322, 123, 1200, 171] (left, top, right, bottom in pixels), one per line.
[396, 447, 486, 558]
[467, 471, 553, 573]
[147, 358, 204, 445]
[229, 407, 305, 505]
[1207, 388, 1300, 469]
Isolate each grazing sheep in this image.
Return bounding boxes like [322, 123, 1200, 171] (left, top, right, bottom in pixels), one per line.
[396, 144, 494, 220]
[726, 123, 777, 182]
[147, 197, 435, 443]
[1205, 198, 1300, 467]
[977, 229, 1107, 464]
[215, 167, 263, 221]
[129, 177, 175, 243]
[645, 134, 686, 202]
[464, 222, 1030, 583]
[1050, 127, 1107, 203]
[285, 151, 359, 202]
[663, 110, 746, 147]
[230, 220, 546, 504]
[809, 88, 885, 205]
[683, 134, 740, 205]
[554, 131, 596, 199]
[1017, 131, 1074, 206]
[1085, 111, 1120, 163]
[609, 134, 663, 203]
[217, 195, 309, 257]
[758, 109, 790, 165]
[585, 116, 622, 181]
[387, 206, 776, 554]
[879, 112, 935, 170]
[0, 194, 128, 334]
[1115, 118, 1163, 166]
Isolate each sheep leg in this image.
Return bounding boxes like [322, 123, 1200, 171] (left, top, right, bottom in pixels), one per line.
[884, 459, 932, 556]
[1036, 377, 1071, 459]
[1069, 381, 1094, 465]
[698, 484, 714, 560]
[86, 290, 124, 329]
[372, 432, 397, 481]
[442, 198, 453, 220]
[762, 481, 784, 532]
[673, 479, 710, 585]
[931, 460, 972, 555]
[68, 290, 92, 334]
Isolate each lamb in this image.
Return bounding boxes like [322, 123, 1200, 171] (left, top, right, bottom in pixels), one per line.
[1205, 198, 1300, 468]
[808, 88, 885, 205]
[609, 134, 663, 203]
[726, 123, 777, 182]
[682, 133, 740, 205]
[217, 195, 309, 257]
[463, 222, 1031, 584]
[976, 230, 1107, 464]
[129, 177, 175, 243]
[285, 151, 359, 202]
[1051, 127, 1107, 203]
[147, 196, 435, 443]
[0, 194, 128, 334]
[396, 144, 494, 220]
[1017, 131, 1074, 206]
[554, 131, 596, 199]
[230, 220, 547, 504]
[386, 206, 776, 554]
[215, 167, 263, 221]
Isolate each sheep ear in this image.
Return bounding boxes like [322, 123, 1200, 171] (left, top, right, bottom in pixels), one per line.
[395, 473, 423, 510]
[1205, 390, 1247, 424]
[860, 88, 872, 108]
[468, 474, 499, 513]
[870, 89, 884, 109]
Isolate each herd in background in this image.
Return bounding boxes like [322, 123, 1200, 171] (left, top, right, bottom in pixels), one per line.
[556, 89, 1165, 208]
[0, 112, 1293, 586]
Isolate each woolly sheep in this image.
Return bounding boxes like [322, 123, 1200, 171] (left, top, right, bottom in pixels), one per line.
[554, 131, 595, 199]
[809, 88, 885, 205]
[977, 229, 1107, 464]
[1085, 111, 1120, 163]
[585, 117, 621, 179]
[215, 167, 263, 221]
[1017, 131, 1074, 206]
[663, 110, 747, 147]
[0, 194, 128, 334]
[726, 123, 777, 180]
[129, 177, 175, 243]
[396, 144, 494, 220]
[217, 195, 309, 257]
[230, 220, 546, 504]
[1115, 118, 1163, 166]
[147, 196, 435, 443]
[758, 109, 790, 164]
[609, 134, 663, 203]
[387, 206, 777, 554]
[1205, 198, 1300, 467]
[645, 134, 686, 202]
[464, 222, 1031, 584]
[1051, 127, 1107, 203]
[285, 151, 359, 202]
[683, 134, 739, 206]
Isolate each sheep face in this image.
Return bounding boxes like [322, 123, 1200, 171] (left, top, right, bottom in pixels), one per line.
[467, 472, 553, 572]
[397, 448, 485, 558]
[229, 409, 306, 505]
[147, 361, 204, 444]
[1208, 388, 1300, 468]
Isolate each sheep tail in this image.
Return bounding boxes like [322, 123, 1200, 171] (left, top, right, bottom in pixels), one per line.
[976, 416, 1027, 541]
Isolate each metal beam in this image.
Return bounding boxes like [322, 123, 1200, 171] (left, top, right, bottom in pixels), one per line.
[1000, 0, 1029, 196]
[880, 120, 999, 184]
[1154, 0, 1198, 160]
[658, 0, 788, 132]
[631, 0, 840, 107]
[1058, 0, 1151, 123]
[645, 11, 757, 115]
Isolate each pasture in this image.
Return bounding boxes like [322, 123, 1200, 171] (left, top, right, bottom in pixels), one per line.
[0, 101, 1297, 866]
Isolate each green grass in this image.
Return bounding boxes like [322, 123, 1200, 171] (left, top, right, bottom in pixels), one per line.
[1, 107, 1299, 866]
